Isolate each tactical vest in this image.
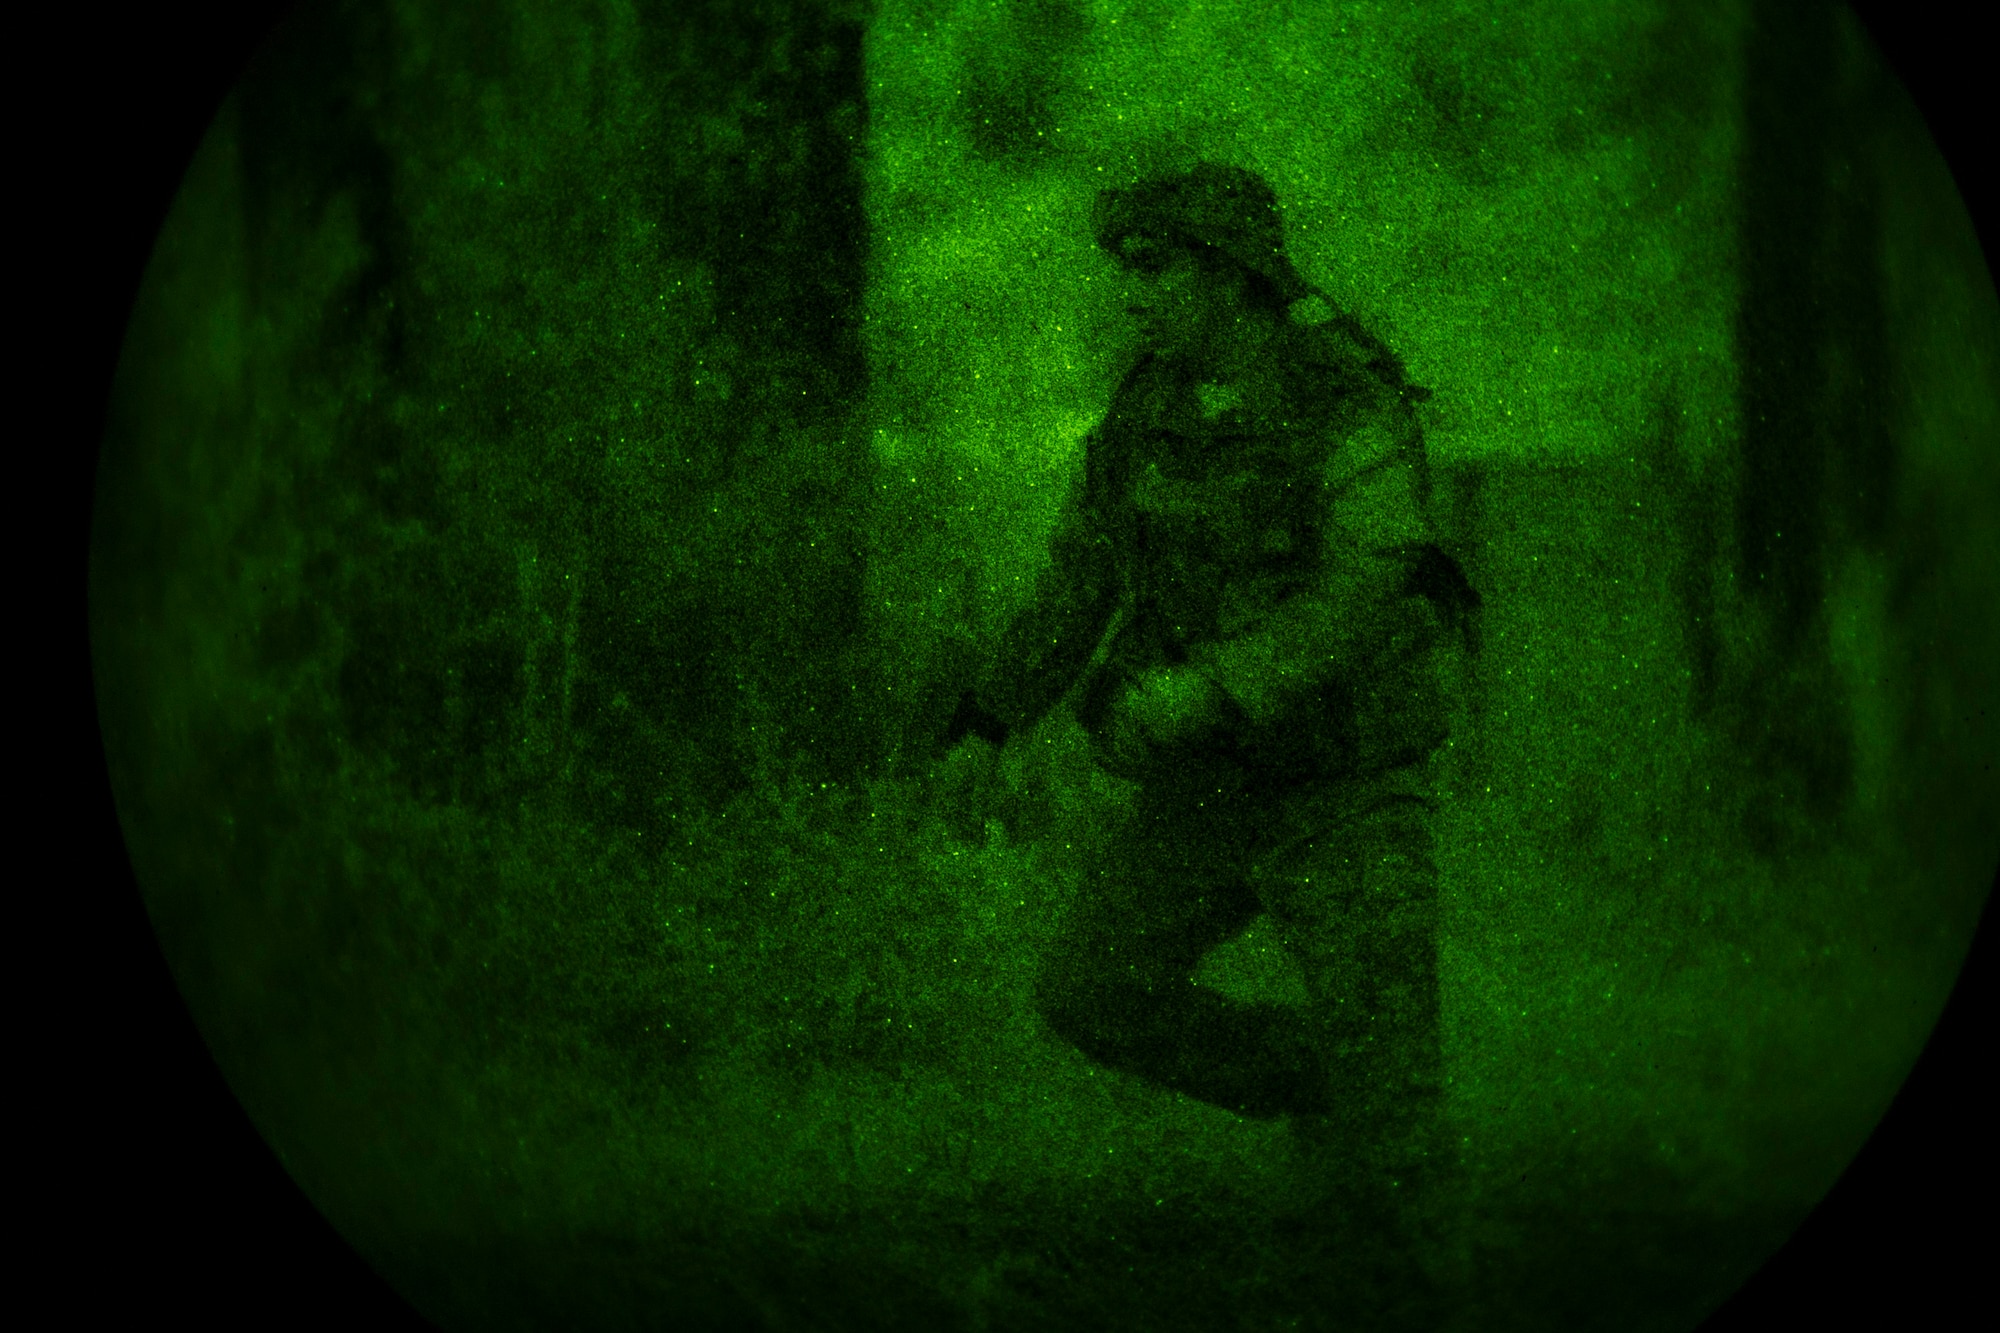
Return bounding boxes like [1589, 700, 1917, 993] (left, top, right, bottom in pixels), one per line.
[1076, 318, 1444, 780]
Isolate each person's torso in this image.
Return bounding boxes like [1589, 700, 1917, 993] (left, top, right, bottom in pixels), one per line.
[1079, 318, 1450, 779]
[1093, 321, 1389, 664]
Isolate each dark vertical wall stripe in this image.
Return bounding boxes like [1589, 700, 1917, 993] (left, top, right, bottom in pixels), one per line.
[215, 0, 876, 836]
[644, 0, 871, 435]
[1736, 0, 1893, 632]
[1731, 0, 1896, 832]
[1736, 0, 1834, 644]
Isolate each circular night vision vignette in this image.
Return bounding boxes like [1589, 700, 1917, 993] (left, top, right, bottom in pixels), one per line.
[72, 2, 1994, 1330]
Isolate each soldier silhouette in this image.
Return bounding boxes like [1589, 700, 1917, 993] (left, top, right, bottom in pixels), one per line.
[942, 163, 1477, 1138]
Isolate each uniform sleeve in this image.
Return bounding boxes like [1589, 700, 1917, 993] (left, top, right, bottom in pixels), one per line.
[974, 460, 1121, 735]
[1191, 412, 1431, 724]
[1324, 416, 1433, 553]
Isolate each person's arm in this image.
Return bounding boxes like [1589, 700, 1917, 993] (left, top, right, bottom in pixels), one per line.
[983, 499, 1119, 733]
[959, 466, 1120, 746]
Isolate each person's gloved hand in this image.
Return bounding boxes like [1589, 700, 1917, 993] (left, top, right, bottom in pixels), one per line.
[932, 733, 1004, 844]
[1119, 666, 1226, 744]
[1097, 665, 1228, 776]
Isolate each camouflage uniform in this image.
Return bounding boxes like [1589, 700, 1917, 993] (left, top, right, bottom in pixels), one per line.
[963, 166, 1474, 1133]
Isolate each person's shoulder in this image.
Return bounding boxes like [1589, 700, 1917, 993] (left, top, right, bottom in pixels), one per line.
[1276, 297, 1370, 364]
[1250, 311, 1380, 432]
[1273, 297, 1427, 404]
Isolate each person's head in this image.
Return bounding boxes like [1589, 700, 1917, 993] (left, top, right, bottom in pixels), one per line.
[1115, 234, 1279, 364]
[1094, 163, 1309, 365]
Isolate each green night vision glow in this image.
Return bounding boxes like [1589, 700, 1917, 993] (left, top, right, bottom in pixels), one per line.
[90, 1, 1997, 1330]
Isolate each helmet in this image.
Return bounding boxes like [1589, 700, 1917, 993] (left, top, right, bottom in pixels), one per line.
[1092, 162, 1312, 304]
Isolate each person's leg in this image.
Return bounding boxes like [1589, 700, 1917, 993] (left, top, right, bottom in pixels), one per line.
[1036, 765, 1329, 1118]
[1254, 772, 1443, 1140]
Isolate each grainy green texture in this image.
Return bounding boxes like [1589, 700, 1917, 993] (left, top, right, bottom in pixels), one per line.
[91, 1, 1997, 1330]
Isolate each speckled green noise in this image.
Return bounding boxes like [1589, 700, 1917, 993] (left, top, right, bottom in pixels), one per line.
[91, 1, 1996, 1330]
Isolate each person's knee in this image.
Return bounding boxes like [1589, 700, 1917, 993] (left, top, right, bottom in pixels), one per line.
[1035, 967, 1162, 1068]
